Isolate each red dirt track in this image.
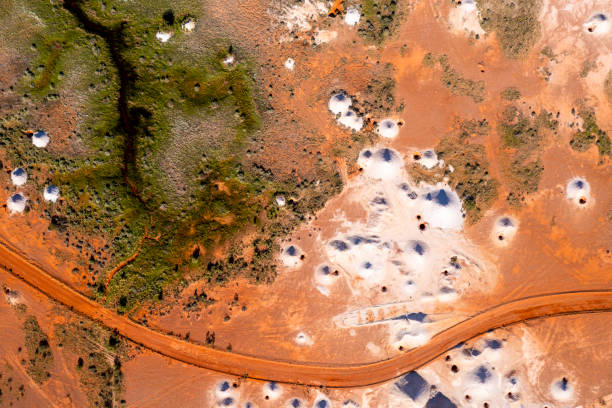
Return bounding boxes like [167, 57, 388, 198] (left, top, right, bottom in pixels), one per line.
[1, 239, 611, 388]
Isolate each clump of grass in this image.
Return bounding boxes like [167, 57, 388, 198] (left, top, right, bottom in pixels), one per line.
[540, 46, 556, 62]
[358, 0, 403, 43]
[570, 109, 610, 157]
[477, 0, 541, 58]
[56, 318, 127, 408]
[580, 60, 597, 78]
[604, 70, 612, 103]
[406, 118, 497, 223]
[501, 87, 521, 101]
[352, 62, 397, 115]
[423, 53, 486, 103]
[499, 105, 557, 207]
[23, 316, 53, 385]
[436, 119, 498, 223]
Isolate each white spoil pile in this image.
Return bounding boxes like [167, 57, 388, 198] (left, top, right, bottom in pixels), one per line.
[7, 193, 27, 214]
[344, 7, 361, 26]
[566, 177, 591, 207]
[377, 118, 399, 138]
[43, 185, 60, 202]
[32, 130, 50, 148]
[10, 168, 27, 186]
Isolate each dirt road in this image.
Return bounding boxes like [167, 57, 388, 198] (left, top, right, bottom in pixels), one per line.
[1, 240, 611, 387]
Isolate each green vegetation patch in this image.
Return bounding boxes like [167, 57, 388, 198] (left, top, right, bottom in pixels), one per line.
[499, 105, 557, 207]
[406, 118, 497, 224]
[23, 316, 53, 385]
[477, 0, 541, 58]
[605, 70, 612, 103]
[357, 0, 403, 43]
[570, 109, 610, 157]
[0, 364, 26, 406]
[423, 53, 486, 103]
[580, 60, 598, 78]
[1, 0, 347, 312]
[353, 62, 397, 115]
[437, 119, 498, 223]
[501, 86, 521, 101]
[56, 319, 127, 408]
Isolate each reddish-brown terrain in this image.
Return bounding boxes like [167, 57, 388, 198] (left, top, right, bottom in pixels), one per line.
[1, 0, 611, 407]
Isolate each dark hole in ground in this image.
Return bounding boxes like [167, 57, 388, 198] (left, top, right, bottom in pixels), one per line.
[162, 9, 175, 25]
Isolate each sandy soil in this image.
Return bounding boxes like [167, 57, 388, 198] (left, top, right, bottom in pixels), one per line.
[1, 0, 611, 406]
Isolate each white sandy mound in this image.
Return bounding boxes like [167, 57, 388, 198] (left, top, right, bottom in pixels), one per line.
[155, 31, 173, 42]
[314, 264, 335, 286]
[43, 185, 60, 202]
[328, 92, 352, 115]
[295, 331, 314, 346]
[358, 147, 404, 180]
[280, 0, 328, 32]
[275, 195, 286, 207]
[449, 0, 485, 36]
[314, 29, 337, 44]
[566, 177, 591, 207]
[377, 118, 399, 138]
[10, 168, 27, 186]
[286, 398, 305, 408]
[584, 13, 611, 35]
[412, 149, 439, 169]
[345, 7, 361, 26]
[281, 244, 303, 268]
[313, 395, 332, 408]
[320, 145, 496, 353]
[338, 109, 363, 131]
[393, 324, 431, 349]
[420, 185, 464, 230]
[182, 18, 196, 32]
[263, 382, 282, 400]
[550, 377, 574, 402]
[491, 215, 518, 246]
[8, 193, 27, 213]
[284, 58, 295, 70]
[32, 130, 50, 148]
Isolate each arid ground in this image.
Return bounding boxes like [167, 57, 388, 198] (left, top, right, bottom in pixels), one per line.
[0, 0, 611, 407]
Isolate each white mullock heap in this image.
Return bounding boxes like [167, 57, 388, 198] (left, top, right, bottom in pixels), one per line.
[44, 185, 60, 202]
[182, 18, 196, 32]
[584, 13, 611, 35]
[550, 377, 574, 402]
[275, 195, 286, 207]
[263, 382, 283, 400]
[32, 130, 50, 148]
[7, 193, 27, 214]
[358, 147, 404, 181]
[280, 244, 303, 268]
[566, 177, 591, 206]
[491, 215, 518, 245]
[284, 58, 295, 70]
[328, 92, 364, 131]
[413, 149, 440, 169]
[328, 92, 352, 115]
[155, 31, 173, 42]
[295, 331, 313, 346]
[10, 167, 27, 186]
[323, 146, 496, 351]
[448, 0, 485, 36]
[338, 108, 364, 131]
[377, 118, 399, 138]
[344, 7, 361, 26]
[222, 54, 235, 66]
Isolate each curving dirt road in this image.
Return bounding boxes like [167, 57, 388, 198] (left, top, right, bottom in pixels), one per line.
[1, 240, 611, 388]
